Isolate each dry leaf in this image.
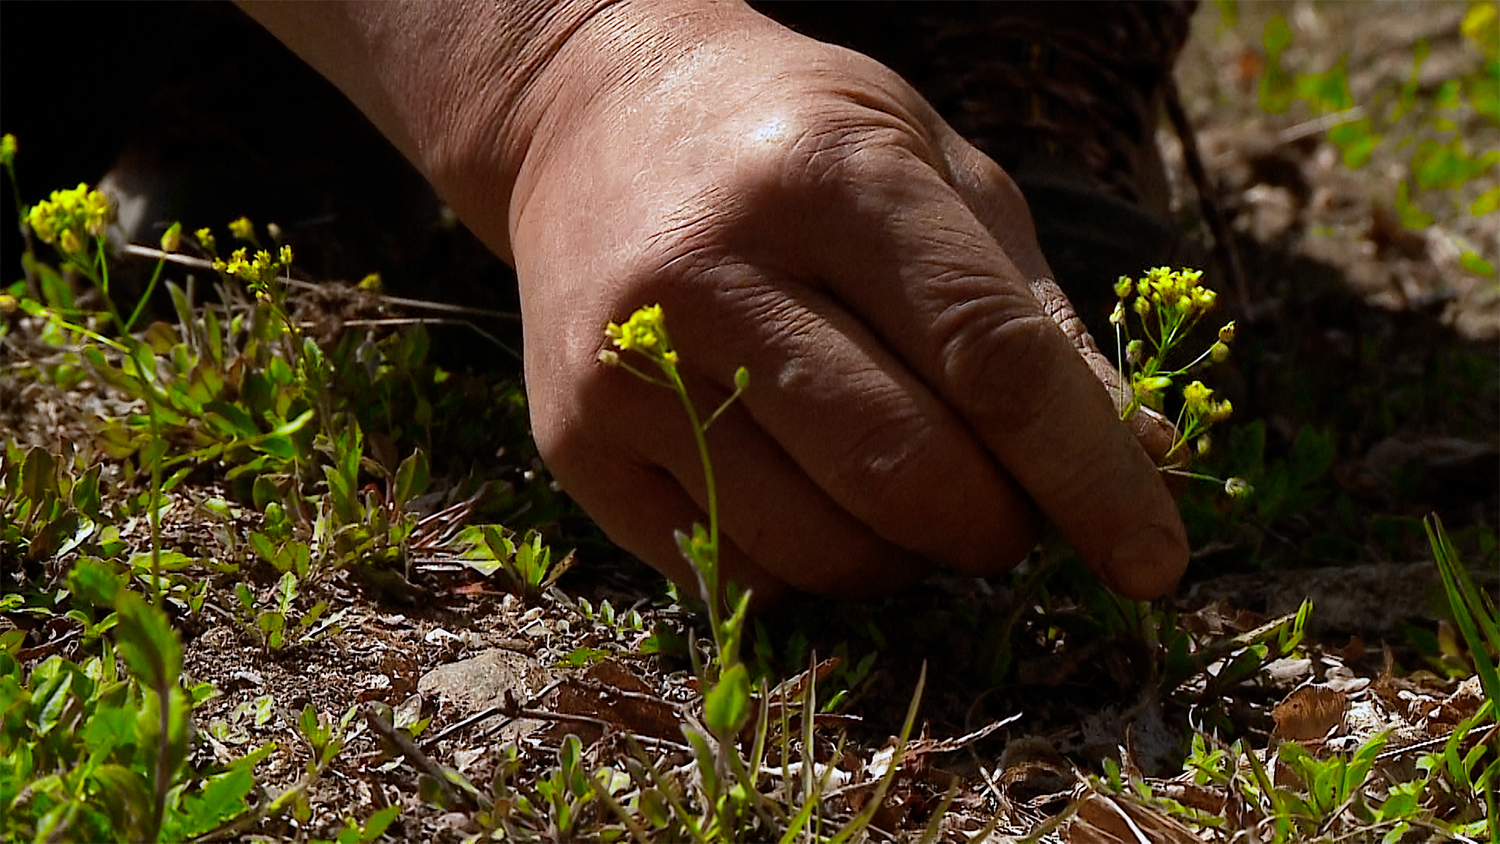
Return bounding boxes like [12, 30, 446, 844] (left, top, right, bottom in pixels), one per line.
[1273, 685, 1347, 742]
[1064, 791, 1203, 844]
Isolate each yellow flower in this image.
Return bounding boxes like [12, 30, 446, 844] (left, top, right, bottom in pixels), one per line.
[0, 133, 15, 168]
[1182, 380, 1214, 412]
[229, 216, 256, 243]
[24, 183, 112, 249]
[1218, 321, 1236, 344]
[606, 304, 681, 370]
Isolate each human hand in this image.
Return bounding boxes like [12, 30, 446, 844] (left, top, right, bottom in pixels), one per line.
[243, 0, 1189, 605]
[486, 2, 1190, 604]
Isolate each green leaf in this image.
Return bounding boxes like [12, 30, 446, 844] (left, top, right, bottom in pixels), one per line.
[204, 400, 260, 438]
[1395, 181, 1434, 230]
[166, 765, 255, 839]
[114, 591, 182, 689]
[1327, 118, 1379, 169]
[704, 663, 751, 735]
[21, 446, 58, 510]
[393, 449, 429, 509]
[1459, 251, 1495, 277]
[71, 463, 103, 521]
[1426, 515, 1500, 708]
[1472, 186, 1500, 216]
[68, 558, 125, 607]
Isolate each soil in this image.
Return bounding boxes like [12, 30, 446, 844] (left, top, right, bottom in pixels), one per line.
[3, 1, 1497, 841]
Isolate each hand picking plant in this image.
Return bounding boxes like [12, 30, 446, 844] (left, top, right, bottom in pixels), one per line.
[1110, 266, 1251, 499]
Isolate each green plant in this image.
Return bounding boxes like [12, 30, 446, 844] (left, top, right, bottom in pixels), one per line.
[591, 303, 925, 841]
[454, 524, 574, 602]
[1109, 267, 1251, 498]
[0, 559, 271, 843]
[232, 570, 346, 653]
[1427, 515, 1500, 707]
[1255, 3, 1498, 276]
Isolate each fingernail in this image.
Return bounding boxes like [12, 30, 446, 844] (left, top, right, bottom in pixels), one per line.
[1108, 522, 1188, 600]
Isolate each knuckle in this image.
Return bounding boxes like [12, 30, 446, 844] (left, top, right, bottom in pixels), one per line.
[938, 300, 1063, 423]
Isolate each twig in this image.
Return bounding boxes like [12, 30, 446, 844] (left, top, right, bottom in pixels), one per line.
[1278, 107, 1366, 145]
[363, 703, 487, 810]
[1162, 73, 1252, 321]
[426, 677, 563, 745]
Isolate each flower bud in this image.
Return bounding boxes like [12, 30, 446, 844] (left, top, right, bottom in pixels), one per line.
[1126, 339, 1145, 366]
[1224, 477, 1252, 499]
[1195, 435, 1212, 457]
[59, 228, 83, 255]
[734, 366, 750, 391]
[160, 221, 182, 253]
[0, 133, 16, 167]
[1114, 276, 1134, 299]
[1209, 342, 1230, 363]
[1218, 321, 1237, 344]
[1109, 301, 1125, 326]
[196, 228, 217, 254]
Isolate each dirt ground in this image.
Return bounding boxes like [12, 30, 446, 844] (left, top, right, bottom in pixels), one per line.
[3, 1, 1498, 841]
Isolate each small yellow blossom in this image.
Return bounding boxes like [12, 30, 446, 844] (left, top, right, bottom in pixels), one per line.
[606, 303, 679, 367]
[1209, 399, 1234, 424]
[1182, 380, 1214, 412]
[0, 133, 16, 168]
[1218, 321, 1236, 344]
[196, 228, 217, 255]
[24, 182, 112, 250]
[229, 216, 256, 243]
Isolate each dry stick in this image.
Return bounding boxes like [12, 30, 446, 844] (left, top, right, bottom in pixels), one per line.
[1162, 73, 1252, 321]
[363, 703, 488, 811]
[427, 678, 565, 745]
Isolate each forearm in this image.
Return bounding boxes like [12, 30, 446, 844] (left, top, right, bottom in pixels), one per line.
[236, 0, 760, 262]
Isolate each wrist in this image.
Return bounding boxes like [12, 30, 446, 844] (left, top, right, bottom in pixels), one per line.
[462, 0, 765, 263]
[240, 0, 759, 262]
